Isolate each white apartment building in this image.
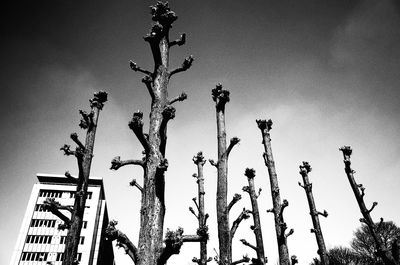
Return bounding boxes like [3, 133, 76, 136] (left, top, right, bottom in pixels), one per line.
[9, 173, 115, 265]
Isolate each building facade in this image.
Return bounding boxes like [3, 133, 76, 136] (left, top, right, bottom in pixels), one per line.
[10, 173, 114, 265]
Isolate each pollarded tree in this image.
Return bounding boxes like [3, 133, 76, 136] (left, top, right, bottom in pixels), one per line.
[240, 168, 267, 264]
[298, 162, 329, 265]
[191, 152, 212, 265]
[210, 84, 250, 265]
[107, 2, 206, 265]
[43, 91, 108, 265]
[340, 146, 399, 265]
[256, 119, 295, 265]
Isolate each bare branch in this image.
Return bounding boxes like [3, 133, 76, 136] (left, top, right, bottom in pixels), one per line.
[169, 92, 188, 105]
[129, 179, 143, 192]
[204, 213, 209, 225]
[159, 227, 204, 264]
[169, 55, 194, 77]
[60, 144, 75, 156]
[129, 60, 152, 76]
[192, 197, 199, 211]
[317, 210, 329, 218]
[231, 255, 250, 265]
[128, 111, 150, 153]
[141, 75, 155, 99]
[285, 228, 294, 238]
[358, 184, 365, 197]
[230, 208, 250, 239]
[105, 220, 138, 264]
[367, 202, 378, 214]
[291, 255, 299, 265]
[225, 137, 240, 158]
[208, 159, 218, 168]
[169, 33, 186, 47]
[280, 199, 289, 217]
[267, 208, 275, 214]
[64, 171, 78, 182]
[110, 156, 144, 170]
[79, 110, 94, 129]
[42, 198, 71, 227]
[227, 193, 242, 213]
[240, 239, 257, 252]
[70, 133, 85, 150]
[189, 207, 198, 219]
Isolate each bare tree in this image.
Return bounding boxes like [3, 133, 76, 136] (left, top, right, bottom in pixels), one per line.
[340, 146, 399, 265]
[210, 84, 249, 265]
[43, 91, 108, 265]
[107, 2, 206, 265]
[351, 221, 400, 264]
[191, 152, 212, 265]
[298, 162, 329, 265]
[256, 119, 295, 265]
[240, 168, 267, 264]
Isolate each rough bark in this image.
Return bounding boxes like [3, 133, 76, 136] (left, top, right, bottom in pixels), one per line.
[340, 146, 399, 265]
[256, 119, 293, 265]
[110, 2, 197, 264]
[242, 168, 267, 264]
[43, 91, 107, 265]
[192, 152, 211, 265]
[211, 84, 240, 265]
[298, 162, 329, 265]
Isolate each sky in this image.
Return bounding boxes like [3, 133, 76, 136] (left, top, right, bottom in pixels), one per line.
[1, 0, 400, 264]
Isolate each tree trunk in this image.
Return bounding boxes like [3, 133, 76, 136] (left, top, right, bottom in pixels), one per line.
[257, 119, 292, 265]
[340, 146, 399, 265]
[111, 3, 197, 265]
[192, 152, 211, 265]
[60, 91, 107, 265]
[213, 84, 231, 265]
[243, 168, 267, 264]
[298, 162, 329, 265]
[211, 85, 242, 264]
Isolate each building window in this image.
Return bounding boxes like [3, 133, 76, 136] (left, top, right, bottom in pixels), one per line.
[39, 190, 63, 198]
[56, 252, 81, 262]
[56, 253, 64, 261]
[69, 191, 92, 199]
[30, 219, 56, 228]
[60, 236, 84, 245]
[21, 252, 48, 261]
[26, 235, 52, 244]
[34, 204, 49, 212]
[82, 221, 87, 229]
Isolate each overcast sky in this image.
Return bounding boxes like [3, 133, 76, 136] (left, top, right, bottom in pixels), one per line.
[1, 0, 400, 264]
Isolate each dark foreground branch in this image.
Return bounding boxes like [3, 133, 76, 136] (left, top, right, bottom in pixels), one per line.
[42, 198, 71, 229]
[105, 220, 138, 264]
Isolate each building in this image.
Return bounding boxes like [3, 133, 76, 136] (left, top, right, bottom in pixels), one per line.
[9, 173, 115, 265]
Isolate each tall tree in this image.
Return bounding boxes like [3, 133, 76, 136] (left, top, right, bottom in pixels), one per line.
[351, 221, 400, 264]
[240, 168, 267, 264]
[340, 146, 399, 265]
[107, 2, 206, 265]
[43, 91, 108, 265]
[256, 119, 295, 265]
[298, 161, 329, 265]
[191, 152, 212, 265]
[310, 246, 366, 265]
[210, 84, 249, 265]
